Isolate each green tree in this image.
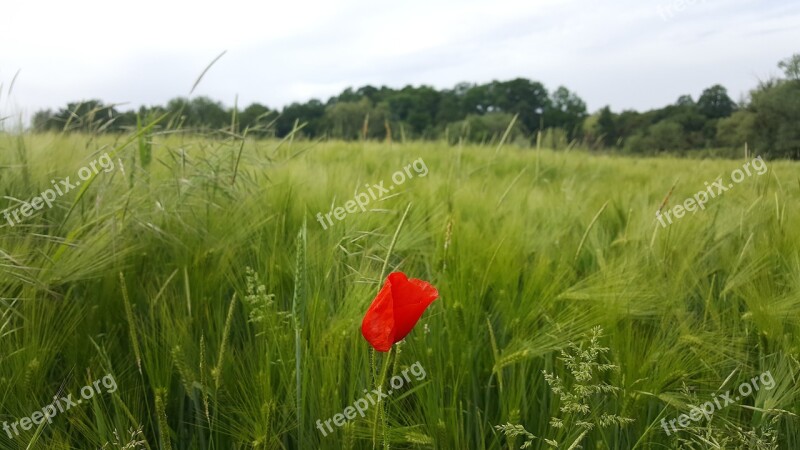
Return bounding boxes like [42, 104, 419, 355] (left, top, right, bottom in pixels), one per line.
[164, 97, 228, 130]
[276, 100, 326, 137]
[716, 110, 757, 149]
[386, 85, 441, 137]
[449, 112, 526, 143]
[462, 83, 491, 115]
[750, 79, 800, 158]
[188, 97, 228, 129]
[436, 89, 463, 124]
[49, 100, 119, 132]
[31, 109, 55, 131]
[238, 103, 274, 135]
[548, 86, 588, 140]
[778, 53, 800, 81]
[595, 106, 618, 147]
[648, 120, 685, 151]
[697, 85, 736, 119]
[324, 99, 373, 140]
[492, 78, 550, 133]
[675, 94, 695, 107]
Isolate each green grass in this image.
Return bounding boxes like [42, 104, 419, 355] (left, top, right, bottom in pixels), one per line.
[0, 131, 798, 449]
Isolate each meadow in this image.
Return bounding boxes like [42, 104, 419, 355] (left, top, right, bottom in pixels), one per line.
[0, 130, 798, 449]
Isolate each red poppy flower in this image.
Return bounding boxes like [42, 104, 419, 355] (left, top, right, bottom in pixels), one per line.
[361, 272, 439, 352]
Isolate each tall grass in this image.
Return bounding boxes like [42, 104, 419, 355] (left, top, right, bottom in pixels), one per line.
[0, 130, 798, 449]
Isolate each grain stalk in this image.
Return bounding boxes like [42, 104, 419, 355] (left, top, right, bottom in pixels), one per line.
[292, 220, 308, 447]
[372, 203, 413, 449]
[214, 293, 237, 390]
[574, 201, 609, 263]
[119, 272, 142, 374]
[154, 389, 173, 450]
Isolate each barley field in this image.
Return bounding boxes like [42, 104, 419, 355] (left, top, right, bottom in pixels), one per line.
[0, 131, 798, 449]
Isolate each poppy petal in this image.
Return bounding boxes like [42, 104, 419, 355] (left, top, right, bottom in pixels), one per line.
[361, 272, 438, 352]
[361, 279, 396, 352]
[389, 273, 438, 341]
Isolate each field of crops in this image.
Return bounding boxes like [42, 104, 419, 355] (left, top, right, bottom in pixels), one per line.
[0, 132, 798, 449]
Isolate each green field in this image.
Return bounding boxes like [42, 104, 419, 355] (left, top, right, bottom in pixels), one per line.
[0, 132, 798, 449]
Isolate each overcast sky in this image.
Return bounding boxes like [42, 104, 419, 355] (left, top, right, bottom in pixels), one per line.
[1, 0, 798, 122]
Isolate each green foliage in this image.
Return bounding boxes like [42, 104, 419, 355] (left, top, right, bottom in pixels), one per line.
[32, 99, 122, 132]
[31, 109, 54, 132]
[749, 79, 800, 159]
[237, 103, 274, 136]
[697, 84, 737, 119]
[625, 120, 684, 153]
[778, 53, 800, 81]
[716, 110, 757, 149]
[447, 112, 527, 144]
[496, 327, 633, 449]
[276, 99, 326, 137]
[325, 98, 389, 140]
[548, 87, 588, 140]
[495, 423, 537, 449]
[27, 55, 800, 158]
[165, 96, 229, 130]
[29, 78, 585, 144]
[242, 267, 278, 327]
[0, 133, 799, 449]
[99, 427, 147, 449]
[592, 106, 618, 148]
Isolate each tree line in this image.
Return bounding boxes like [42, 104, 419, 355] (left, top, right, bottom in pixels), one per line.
[31, 54, 800, 158]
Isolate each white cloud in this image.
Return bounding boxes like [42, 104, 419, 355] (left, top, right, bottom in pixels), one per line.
[1, 0, 799, 122]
